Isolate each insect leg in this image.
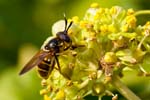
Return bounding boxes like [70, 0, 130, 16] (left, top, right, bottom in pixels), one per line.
[63, 40, 72, 51]
[70, 44, 85, 50]
[54, 54, 61, 72]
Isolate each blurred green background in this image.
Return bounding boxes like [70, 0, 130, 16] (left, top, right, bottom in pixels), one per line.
[0, 0, 150, 100]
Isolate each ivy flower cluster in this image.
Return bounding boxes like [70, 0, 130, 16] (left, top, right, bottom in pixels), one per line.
[40, 3, 150, 100]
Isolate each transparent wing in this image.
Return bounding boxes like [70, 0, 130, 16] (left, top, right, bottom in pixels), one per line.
[19, 50, 50, 75]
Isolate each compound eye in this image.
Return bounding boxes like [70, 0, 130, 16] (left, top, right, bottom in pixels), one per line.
[64, 35, 71, 43]
[57, 32, 71, 43]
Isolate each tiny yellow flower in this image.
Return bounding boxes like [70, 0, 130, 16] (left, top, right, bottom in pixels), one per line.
[55, 90, 65, 100]
[94, 8, 104, 20]
[145, 21, 150, 26]
[44, 95, 51, 100]
[80, 21, 93, 30]
[100, 24, 108, 33]
[80, 20, 88, 28]
[108, 24, 117, 33]
[90, 32, 96, 37]
[144, 21, 150, 30]
[90, 3, 99, 8]
[104, 8, 109, 13]
[98, 8, 104, 14]
[94, 13, 100, 20]
[41, 79, 48, 87]
[47, 85, 52, 92]
[40, 89, 48, 95]
[121, 24, 129, 32]
[126, 15, 137, 28]
[72, 16, 79, 24]
[110, 6, 117, 15]
[67, 19, 72, 23]
[127, 8, 134, 15]
[141, 31, 145, 35]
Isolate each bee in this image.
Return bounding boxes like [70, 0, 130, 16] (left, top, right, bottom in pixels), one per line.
[19, 17, 73, 79]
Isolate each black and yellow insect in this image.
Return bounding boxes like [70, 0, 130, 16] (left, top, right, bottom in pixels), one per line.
[19, 18, 73, 79]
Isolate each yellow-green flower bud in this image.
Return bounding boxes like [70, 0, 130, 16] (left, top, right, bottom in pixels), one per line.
[55, 90, 65, 100]
[133, 48, 146, 62]
[40, 89, 49, 95]
[92, 82, 106, 95]
[103, 52, 117, 64]
[127, 8, 135, 15]
[126, 15, 137, 28]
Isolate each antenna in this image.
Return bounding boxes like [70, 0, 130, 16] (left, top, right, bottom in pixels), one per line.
[63, 13, 73, 33]
[66, 21, 73, 32]
[63, 13, 67, 31]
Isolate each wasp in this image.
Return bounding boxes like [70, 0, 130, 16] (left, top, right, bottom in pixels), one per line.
[19, 17, 73, 79]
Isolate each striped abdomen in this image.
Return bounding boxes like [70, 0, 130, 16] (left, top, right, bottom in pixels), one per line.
[37, 57, 55, 79]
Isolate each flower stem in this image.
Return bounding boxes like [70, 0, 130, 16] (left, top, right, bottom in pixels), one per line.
[134, 10, 150, 16]
[111, 75, 141, 100]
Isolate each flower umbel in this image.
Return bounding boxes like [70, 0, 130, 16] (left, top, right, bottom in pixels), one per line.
[40, 3, 150, 100]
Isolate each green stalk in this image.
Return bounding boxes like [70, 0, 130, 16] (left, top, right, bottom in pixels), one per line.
[134, 10, 150, 16]
[111, 75, 141, 100]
